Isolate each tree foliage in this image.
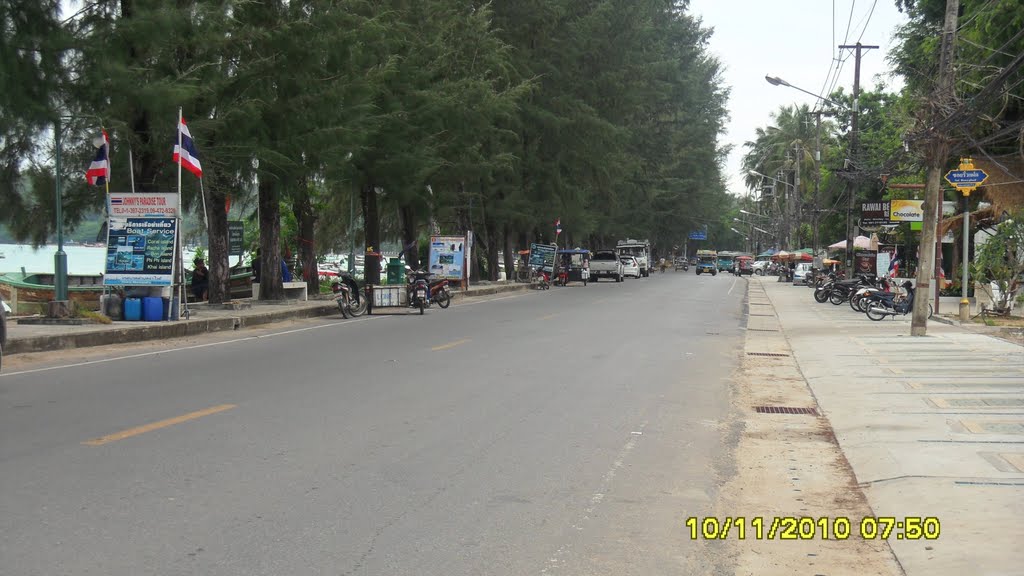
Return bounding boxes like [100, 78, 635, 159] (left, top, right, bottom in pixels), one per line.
[2, 0, 731, 290]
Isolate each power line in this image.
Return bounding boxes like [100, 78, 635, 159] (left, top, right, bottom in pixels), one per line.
[855, 0, 879, 45]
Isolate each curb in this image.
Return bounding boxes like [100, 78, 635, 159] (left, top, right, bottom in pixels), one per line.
[5, 282, 530, 356]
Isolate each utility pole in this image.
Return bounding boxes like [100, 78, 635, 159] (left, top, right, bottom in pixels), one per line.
[838, 42, 879, 278]
[911, 0, 959, 336]
[794, 142, 801, 249]
[808, 110, 832, 254]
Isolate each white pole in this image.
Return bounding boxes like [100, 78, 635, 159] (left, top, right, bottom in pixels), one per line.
[199, 177, 209, 230]
[177, 107, 187, 320]
[128, 143, 136, 193]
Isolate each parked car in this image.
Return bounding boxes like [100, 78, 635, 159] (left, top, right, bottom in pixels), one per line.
[0, 295, 7, 371]
[751, 260, 770, 276]
[620, 256, 641, 278]
[589, 250, 624, 282]
[792, 262, 813, 285]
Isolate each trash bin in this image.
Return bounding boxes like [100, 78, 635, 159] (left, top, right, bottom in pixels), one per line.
[386, 258, 405, 285]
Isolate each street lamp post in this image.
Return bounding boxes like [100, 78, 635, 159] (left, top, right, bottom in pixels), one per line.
[52, 116, 70, 315]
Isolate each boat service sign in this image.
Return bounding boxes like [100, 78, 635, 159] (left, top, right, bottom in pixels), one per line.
[103, 218, 178, 286]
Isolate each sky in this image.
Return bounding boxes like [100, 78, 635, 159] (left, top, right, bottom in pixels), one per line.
[686, 0, 910, 196]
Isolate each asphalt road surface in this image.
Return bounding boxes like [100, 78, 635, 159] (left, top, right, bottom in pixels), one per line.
[0, 271, 747, 575]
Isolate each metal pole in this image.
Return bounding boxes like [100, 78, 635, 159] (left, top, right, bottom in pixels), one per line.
[53, 117, 69, 304]
[813, 112, 822, 254]
[349, 191, 355, 274]
[960, 192, 970, 320]
[794, 142, 801, 248]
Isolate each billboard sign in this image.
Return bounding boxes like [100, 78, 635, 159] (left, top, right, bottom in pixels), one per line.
[890, 199, 924, 222]
[688, 228, 707, 240]
[860, 201, 891, 226]
[103, 218, 178, 286]
[528, 243, 556, 271]
[854, 250, 877, 277]
[428, 235, 466, 280]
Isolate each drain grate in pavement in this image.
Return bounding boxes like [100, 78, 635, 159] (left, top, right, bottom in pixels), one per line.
[747, 352, 790, 357]
[755, 406, 819, 416]
[749, 313, 775, 317]
[747, 328, 779, 332]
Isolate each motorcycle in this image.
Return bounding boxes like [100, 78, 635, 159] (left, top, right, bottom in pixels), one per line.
[407, 269, 431, 315]
[429, 277, 452, 309]
[330, 274, 366, 319]
[531, 269, 551, 290]
[864, 281, 933, 320]
[850, 277, 892, 312]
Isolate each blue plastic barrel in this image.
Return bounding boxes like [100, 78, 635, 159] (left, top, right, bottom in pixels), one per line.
[124, 297, 142, 321]
[142, 297, 163, 321]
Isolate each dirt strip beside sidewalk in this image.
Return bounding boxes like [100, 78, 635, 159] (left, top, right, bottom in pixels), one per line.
[705, 280, 900, 575]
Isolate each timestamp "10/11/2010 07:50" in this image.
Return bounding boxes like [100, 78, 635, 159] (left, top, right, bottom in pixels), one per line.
[685, 516, 941, 541]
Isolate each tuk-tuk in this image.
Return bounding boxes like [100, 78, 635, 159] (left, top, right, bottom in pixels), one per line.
[555, 249, 590, 286]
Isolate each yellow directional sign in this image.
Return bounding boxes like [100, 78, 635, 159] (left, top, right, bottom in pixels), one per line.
[944, 158, 989, 196]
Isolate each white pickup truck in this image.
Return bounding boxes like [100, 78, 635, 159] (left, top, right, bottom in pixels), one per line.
[589, 250, 624, 282]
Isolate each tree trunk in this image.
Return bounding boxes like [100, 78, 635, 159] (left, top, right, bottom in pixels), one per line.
[503, 223, 516, 283]
[258, 176, 283, 299]
[360, 179, 381, 284]
[485, 214, 499, 281]
[204, 179, 231, 304]
[399, 204, 419, 270]
[295, 185, 318, 295]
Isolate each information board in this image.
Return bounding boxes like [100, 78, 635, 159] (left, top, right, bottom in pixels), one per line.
[103, 218, 178, 286]
[428, 235, 466, 280]
[228, 221, 245, 256]
[528, 243, 556, 271]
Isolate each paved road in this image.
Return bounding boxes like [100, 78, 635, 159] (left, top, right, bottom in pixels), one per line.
[0, 272, 747, 576]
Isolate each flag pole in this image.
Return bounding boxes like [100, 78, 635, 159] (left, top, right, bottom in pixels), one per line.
[128, 142, 136, 193]
[177, 107, 187, 320]
[199, 177, 209, 230]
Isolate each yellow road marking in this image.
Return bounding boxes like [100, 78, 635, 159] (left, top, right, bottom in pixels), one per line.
[431, 338, 470, 351]
[540, 313, 558, 320]
[82, 404, 237, 446]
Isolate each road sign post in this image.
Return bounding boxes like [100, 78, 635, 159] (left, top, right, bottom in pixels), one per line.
[944, 158, 989, 321]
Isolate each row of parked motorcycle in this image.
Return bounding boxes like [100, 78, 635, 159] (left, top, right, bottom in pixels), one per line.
[329, 270, 453, 318]
[809, 271, 933, 320]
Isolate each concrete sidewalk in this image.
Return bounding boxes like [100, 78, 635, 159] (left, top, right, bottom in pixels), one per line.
[5, 282, 529, 356]
[754, 277, 1023, 576]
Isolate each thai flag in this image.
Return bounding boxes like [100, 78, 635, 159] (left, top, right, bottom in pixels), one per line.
[889, 249, 900, 276]
[173, 117, 203, 178]
[86, 130, 110, 186]
[109, 197, 123, 206]
[555, 218, 562, 236]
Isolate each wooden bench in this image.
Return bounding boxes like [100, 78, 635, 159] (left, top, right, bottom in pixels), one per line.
[251, 281, 308, 301]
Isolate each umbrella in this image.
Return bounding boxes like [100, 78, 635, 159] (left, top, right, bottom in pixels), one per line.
[827, 235, 872, 251]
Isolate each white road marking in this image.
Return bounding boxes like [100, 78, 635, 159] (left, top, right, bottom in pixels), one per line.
[727, 277, 738, 295]
[540, 420, 648, 574]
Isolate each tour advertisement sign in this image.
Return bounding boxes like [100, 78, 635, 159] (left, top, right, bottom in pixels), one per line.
[428, 235, 466, 280]
[876, 251, 891, 278]
[103, 218, 178, 286]
[108, 192, 178, 218]
[528, 243, 556, 271]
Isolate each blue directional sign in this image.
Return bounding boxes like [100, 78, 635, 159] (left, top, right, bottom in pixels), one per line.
[688, 229, 707, 241]
[944, 169, 988, 188]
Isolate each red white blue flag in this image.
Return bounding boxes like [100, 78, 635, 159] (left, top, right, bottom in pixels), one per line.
[86, 130, 110, 186]
[173, 117, 203, 178]
[555, 218, 562, 236]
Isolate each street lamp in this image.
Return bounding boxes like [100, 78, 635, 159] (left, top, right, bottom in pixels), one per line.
[764, 75, 844, 108]
[740, 209, 768, 219]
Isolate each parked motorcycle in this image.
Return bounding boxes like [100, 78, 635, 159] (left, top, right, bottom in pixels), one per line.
[330, 274, 366, 319]
[850, 276, 892, 312]
[864, 281, 933, 320]
[406, 270, 431, 314]
[531, 269, 551, 290]
[430, 277, 452, 309]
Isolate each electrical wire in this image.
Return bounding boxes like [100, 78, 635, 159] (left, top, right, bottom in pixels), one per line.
[855, 0, 878, 45]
